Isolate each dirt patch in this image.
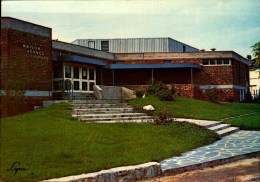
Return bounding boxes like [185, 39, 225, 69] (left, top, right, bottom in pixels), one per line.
[142, 158, 260, 182]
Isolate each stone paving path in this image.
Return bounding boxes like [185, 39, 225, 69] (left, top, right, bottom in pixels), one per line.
[160, 130, 260, 171]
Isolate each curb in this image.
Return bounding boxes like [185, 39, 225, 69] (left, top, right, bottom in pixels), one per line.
[43, 162, 161, 182]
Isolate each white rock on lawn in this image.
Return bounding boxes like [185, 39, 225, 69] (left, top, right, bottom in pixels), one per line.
[143, 105, 155, 111]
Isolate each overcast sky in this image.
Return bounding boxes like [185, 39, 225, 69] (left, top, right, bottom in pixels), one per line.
[2, 0, 260, 57]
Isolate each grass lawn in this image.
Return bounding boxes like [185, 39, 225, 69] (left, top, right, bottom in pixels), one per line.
[0, 103, 219, 181]
[129, 96, 260, 130]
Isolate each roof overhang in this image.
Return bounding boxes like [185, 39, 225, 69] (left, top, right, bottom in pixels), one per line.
[56, 55, 108, 66]
[107, 62, 203, 69]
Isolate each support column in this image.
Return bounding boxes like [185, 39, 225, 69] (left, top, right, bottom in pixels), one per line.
[112, 69, 114, 86]
[100, 68, 103, 85]
[190, 68, 193, 84]
[151, 68, 154, 83]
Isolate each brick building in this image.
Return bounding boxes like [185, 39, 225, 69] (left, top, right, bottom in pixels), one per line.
[1, 17, 250, 117]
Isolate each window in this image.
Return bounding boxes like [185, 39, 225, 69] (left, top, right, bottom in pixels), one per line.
[202, 60, 209, 65]
[202, 59, 232, 66]
[89, 68, 95, 80]
[65, 65, 71, 78]
[89, 82, 95, 91]
[101, 41, 109, 52]
[53, 81, 62, 91]
[209, 59, 216, 65]
[88, 41, 95, 49]
[73, 66, 79, 79]
[82, 68, 88, 79]
[73, 81, 80, 90]
[223, 59, 230, 65]
[82, 82, 88, 91]
[217, 59, 223, 64]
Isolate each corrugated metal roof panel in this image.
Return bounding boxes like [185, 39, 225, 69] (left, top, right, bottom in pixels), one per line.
[72, 38, 199, 53]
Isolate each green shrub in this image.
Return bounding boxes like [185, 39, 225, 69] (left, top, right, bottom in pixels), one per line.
[158, 90, 174, 101]
[245, 89, 253, 103]
[207, 88, 219, 103]
[146, 80, 167, 95]
[154, 109, 174, 125]
[171, 84, 176, 95]
[135, 89, 145, 98]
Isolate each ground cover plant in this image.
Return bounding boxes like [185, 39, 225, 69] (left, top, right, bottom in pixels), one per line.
[129, 96, 260, 130]
[0, 103, 219, 181]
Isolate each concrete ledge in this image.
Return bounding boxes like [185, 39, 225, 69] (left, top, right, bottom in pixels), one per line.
[162, 151, 260, 176]
[43, 100, 69, 107]
[44, 162, 161, 182]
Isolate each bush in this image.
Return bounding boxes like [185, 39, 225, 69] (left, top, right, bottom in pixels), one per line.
[135, 89, 145, 98]
[158, 90, 174, 101]
[146, 80, 167, 96]
[207, 88, 219, 103]
[171, 84, 176, 95]
[154, 109, 174, 125]
[245, 89, 253, 103]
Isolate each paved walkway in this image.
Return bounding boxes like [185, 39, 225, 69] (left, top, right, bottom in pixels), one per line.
[161, 130, 260, 171]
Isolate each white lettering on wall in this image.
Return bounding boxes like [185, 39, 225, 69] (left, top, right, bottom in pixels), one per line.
[22, 44, 48, 60]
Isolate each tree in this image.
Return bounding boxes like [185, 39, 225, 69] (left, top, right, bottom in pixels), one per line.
[251, 42, 260, 68]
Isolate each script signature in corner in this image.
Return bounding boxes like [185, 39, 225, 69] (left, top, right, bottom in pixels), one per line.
[6, 162, 26, 176]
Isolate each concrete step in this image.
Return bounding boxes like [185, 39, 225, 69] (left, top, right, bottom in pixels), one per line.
[72, 100, 123, 104]
[71, 103, 131, 109]
[175, 118, 220, 128]
[208, 124, 231, 132]
[72, 93, 96, 100]
[216, 127, 240, 137]
[73, 107, 134, 114]
[79, 116, 154, 122]
[95, 119, 154, 123]
[72, 112, 147, 118]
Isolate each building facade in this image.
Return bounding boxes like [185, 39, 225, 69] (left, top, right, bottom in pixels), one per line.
[250, 68, 260, 99]
[1, 17, 251, 117]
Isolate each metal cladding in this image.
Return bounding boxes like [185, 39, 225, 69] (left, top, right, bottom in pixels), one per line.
[71, 38, 199, 53]
[109, 63, 202, 69]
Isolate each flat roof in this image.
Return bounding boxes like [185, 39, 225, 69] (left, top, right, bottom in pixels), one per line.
[115, 51, 250, 65]
[1, 17, 51, 38]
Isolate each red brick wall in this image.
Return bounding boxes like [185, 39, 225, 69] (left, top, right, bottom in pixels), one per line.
[122, 84, 197, 99]
[1, 27, 52, 117]
[198, 88, 237, 102]
[1, 29, 52, 90]
[233, 61, 249, 86]
[194, 66, 234, 85]
[173, 84, 198, 98]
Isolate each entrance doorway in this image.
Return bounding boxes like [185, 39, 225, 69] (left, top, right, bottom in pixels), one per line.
[64, 64, 96, 93]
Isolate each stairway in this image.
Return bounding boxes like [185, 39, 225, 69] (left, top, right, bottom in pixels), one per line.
[208, 124, 240, 137]
[71, 100, 154, 123]
[175, 118, 239, 137]
[72, 93, 96, 101]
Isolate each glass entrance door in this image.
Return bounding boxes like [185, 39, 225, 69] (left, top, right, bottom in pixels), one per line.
[64, 64, 96, 93]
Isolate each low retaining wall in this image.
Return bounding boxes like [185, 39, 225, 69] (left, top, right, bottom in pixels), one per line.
[44, 162, 161, 182]
[93, 85, 136, 100]
[122, 84, 198, 99]
[0, 96, 52, 118]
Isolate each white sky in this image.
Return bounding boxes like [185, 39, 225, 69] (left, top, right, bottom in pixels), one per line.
[2, 0, 260, 57]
